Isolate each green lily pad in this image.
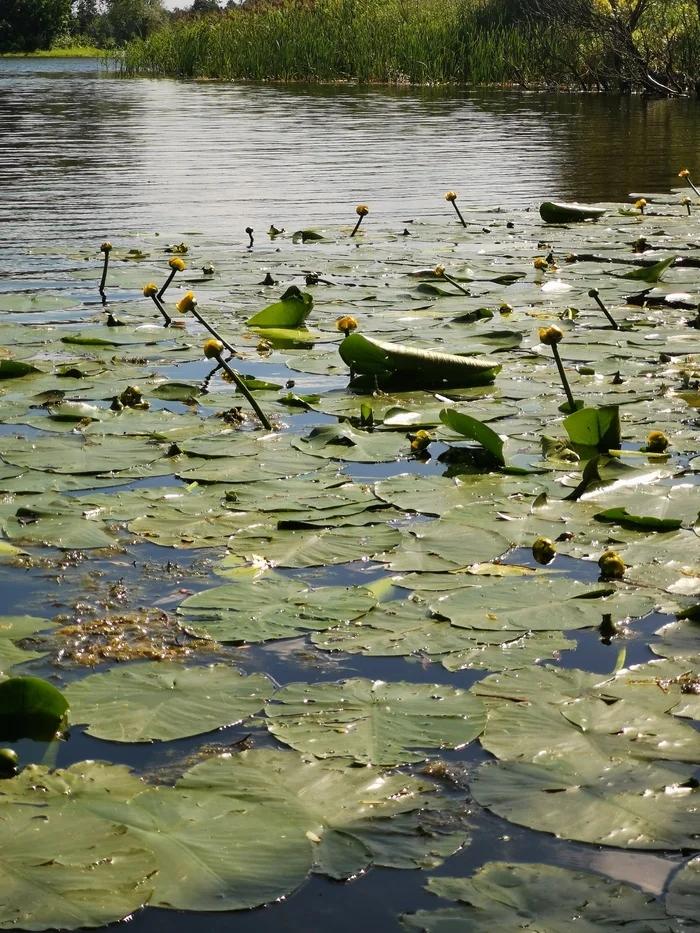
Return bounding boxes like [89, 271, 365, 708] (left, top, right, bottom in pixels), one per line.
[0, 807, 156, 930]
[401, 861, 675, 933]
[0, 676, 69, 742]
[265, 678, 486, 765]
[247, 285, 314, 328]
[64, 663, 273, 742]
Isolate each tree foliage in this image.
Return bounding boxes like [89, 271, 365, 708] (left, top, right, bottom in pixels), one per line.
[0, 0, 73, 52]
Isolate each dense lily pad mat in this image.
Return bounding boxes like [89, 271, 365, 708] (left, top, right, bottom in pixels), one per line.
[0, 753, 466, 915]
[3, 186, 700, 929]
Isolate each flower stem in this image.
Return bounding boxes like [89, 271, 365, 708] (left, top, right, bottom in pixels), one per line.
[685, 176, 700, 198]
[551, 344, 576, 411]
[99, 253, 109, 295]
[149, 294, 171, 326]
[350, 216, 364, 237]
[591, 292, 619, 330]
[214, 351, 272, 430]
[190, 306, 239, 357]
[158, 269, 177, 301]
[442, 271, 470, 296]
[450, 201, 467, 228]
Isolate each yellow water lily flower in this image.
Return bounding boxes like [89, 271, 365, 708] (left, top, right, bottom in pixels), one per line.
[434, 265, 446, 277]
[336, 315, 358, 334]
[539, 325, 564, 346]
[598, 550, 626, 579]
[356, 204, 369, 216]
[168, 257, 185, 272]
[445, 191, 457, 202]
[679, 169, 691, 178]
[646, 430, 670, 453]
[100, 241, 112, 253]
[176, 291, 197, 314]
[635, 198, 647, 211]
[203, 339, 224, 360]
[411, 430, 432, 452]
[143, 283, 159, 297]
[533, 257, 549, 271]
[532, 537, 555, 565]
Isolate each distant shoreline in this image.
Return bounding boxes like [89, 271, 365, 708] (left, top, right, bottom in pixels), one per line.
[0, 47, 102, 59]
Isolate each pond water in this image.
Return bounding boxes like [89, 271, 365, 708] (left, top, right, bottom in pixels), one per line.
[1, 57, 699, 933]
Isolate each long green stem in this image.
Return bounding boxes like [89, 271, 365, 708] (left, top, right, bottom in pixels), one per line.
[191, 307, 239, 357]
[590, 291, 619, 329]
[685, 176, 700, 198]
[214, 352, 272, 430]
[158, 269, 177, 301]
[442, 271, 470, 296]
[99, 253, 109, 295]
[551, 344, 576, 411]
[450, 200, 467, 227]
[149, 294, 171, 326]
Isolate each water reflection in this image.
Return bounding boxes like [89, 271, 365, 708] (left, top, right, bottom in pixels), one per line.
[2, 59, 700, 251]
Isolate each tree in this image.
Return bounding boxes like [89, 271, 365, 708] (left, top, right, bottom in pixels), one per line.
[101, 0, 166, 43]
[0, 0, 73, 52]
[190, 0, 222, 13]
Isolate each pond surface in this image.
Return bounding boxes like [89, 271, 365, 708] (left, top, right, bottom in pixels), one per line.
[1, 57, 699, 933]
[3, 57, 700, 245]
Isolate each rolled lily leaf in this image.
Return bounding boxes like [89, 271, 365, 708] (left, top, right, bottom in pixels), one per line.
[539, 202, 606, 224]
[0, 676, 69, 741]
[338, 334, 500, 388]
[564, 405, 621, 452]
[594, 508, 683, 532]
[621, 255, 677, 283]
[0, 360, 41, 379]
[439, 408, 505, 465]
[247, 286, 314, 328]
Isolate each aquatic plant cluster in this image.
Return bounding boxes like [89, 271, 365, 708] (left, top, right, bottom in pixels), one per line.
[1, 179, 700, 928]
[116, 0, 700, 91]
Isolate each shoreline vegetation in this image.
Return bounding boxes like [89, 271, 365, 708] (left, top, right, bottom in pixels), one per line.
[0, 46, 102, 57]
[114, 0, 700, 95]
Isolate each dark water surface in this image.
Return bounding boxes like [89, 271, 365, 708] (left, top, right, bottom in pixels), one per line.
[2, 57, 700, 249]
[0, 57, 691, 933]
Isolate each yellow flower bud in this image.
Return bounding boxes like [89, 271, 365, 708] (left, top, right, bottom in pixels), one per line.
[598, 550, 626, 579]
[176, 291, 197, 314]
[682, 197, 692, 206]
[336, 315, 358, 333]
[411, 430, 432, 452]
[143, 283, 159, 297]
[356, 204, 369, 216]
[539, 325, 564, 346]
[533, 257, 549, 271]
[434, 265, 446, 277]
[100, 241, 112, 253]
[499, 302, 513, 314]
[679, 169, 691, 178]
[635, 199, 647, 210]
[532, 537, 555, 565]
[445, 191, 457, 202]
[169, 257, 185, 272]
[203, 339, 224, 360]
[646, 430, 670, 453]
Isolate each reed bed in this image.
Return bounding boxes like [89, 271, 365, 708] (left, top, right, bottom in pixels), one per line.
[116, 0, 700, 89]
[117, 0, 552, 85]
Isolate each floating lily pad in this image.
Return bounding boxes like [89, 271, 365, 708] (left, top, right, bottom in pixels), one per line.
[401, 861, 674, 933]
[265, 678, 486, 765]
[64, 663, 273, 742]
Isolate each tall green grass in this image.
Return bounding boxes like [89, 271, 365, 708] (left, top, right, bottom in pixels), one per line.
[116, 0, 700, 88]
[117, 0, 555, 84]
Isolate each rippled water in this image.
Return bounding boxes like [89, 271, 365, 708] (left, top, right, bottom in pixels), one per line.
[3, 57, 700, 251]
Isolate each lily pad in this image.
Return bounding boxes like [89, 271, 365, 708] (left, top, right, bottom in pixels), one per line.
[265, 677, 486, 765]
[64, 663, 273, 742]
[401, 861, 675, 933]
